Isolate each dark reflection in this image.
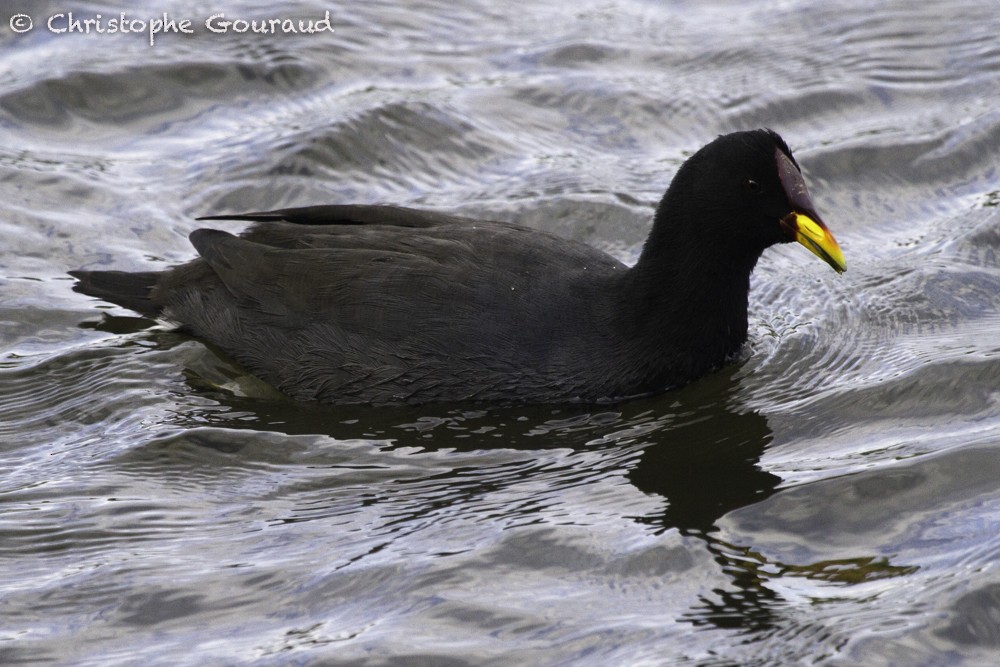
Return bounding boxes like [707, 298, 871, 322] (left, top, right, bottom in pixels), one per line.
[154, 327, 782, 533]
[93, 316, 790, 634]
[686, 537, 784, 633]
[77, 302, 931, 643]
[89, 315, 783, 533]
[626, 397, 778, 534]
[683, 536, 921, 634]
[79, 313, 159, 336]
[184, 349, 800, 636]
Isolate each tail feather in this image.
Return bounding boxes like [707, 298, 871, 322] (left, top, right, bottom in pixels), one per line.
[69, 270, 162, 318]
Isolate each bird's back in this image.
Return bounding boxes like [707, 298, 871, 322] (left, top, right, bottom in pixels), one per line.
[151, 213, 629, 403]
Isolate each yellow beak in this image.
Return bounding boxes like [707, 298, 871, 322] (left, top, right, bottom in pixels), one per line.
[785, 212, 846, 273]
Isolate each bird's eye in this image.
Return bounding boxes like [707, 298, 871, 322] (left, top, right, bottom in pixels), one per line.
[744, 179, 762, 193]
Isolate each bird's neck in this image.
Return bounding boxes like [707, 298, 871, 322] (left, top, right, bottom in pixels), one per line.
[618, 205, 761, 388]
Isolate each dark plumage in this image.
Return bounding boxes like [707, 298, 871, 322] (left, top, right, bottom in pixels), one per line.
[70, 129, 845, 405]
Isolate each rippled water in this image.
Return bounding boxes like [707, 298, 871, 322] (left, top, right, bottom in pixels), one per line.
[2, 0, 1000, 664]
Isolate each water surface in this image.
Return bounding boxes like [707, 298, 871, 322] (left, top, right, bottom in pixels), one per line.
[2, 0, 1000, 664]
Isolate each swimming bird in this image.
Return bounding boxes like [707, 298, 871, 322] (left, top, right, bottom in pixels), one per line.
[70, 129, 845, 405]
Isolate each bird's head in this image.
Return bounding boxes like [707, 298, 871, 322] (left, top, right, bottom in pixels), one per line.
[655, 129, 846, 274]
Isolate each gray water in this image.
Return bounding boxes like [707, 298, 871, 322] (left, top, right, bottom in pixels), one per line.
[2, 0, 1000, 664]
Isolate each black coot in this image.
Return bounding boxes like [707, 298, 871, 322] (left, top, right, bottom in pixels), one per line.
[71, 129, 845, 405]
